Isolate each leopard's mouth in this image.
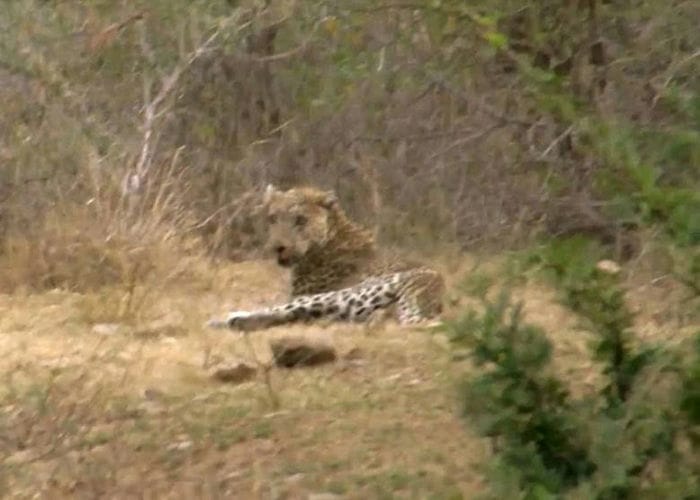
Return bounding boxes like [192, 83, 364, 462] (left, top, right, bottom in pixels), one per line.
[276, 255, 294, 267]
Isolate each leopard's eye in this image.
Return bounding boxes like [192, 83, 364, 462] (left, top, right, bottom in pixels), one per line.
[294, 214, 308, 227]
[268, 213, 277, 224]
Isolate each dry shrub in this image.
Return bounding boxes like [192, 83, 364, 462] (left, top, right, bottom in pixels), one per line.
[0, 225, 134, 294]
[0, 159, 203, 296]
[1, 1, 696, 267]
[1, 210, 163, 295]
[196, 186, 270, 262]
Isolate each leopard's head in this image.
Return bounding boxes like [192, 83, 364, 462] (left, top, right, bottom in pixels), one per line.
[262, 184, 339, 267]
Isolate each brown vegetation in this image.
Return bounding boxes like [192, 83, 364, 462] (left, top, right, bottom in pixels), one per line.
[0, 0, 697, 497]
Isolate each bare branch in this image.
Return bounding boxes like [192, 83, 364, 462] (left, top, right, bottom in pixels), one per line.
[537, 125, 575, 161]
[125, 12, 250, 197]
[246, 16, 331, 62]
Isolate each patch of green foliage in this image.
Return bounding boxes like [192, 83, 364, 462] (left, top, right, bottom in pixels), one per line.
[444, 239, 700, 498]
[448, 289, 594, 495]
[592, 118, 700, 247]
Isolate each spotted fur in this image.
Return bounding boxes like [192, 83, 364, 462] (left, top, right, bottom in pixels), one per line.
[208, 185, 445, 331]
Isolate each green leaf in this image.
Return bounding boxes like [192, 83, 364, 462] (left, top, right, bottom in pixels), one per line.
[525, 483, 558, 500]
[484, 31, 508, 50]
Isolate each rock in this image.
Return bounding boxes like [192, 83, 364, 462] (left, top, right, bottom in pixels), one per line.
[143, 387, 165, 400]
[4, 449, 34, 466]
[167, 440, 193, 452]
[270, 336, 337, 368]
[383, 372, 403, 383]
[91, 323, 121, 336]
[596, 259, 621, 275]
[284, 473, 305, 485]
[211, 362, 257, 384]
[308, 493, 344, 500]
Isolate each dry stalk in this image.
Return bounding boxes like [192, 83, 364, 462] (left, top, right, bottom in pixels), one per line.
[124, 11, 250, 199]
[241, 333, 280, 410]
[352, 150, 383, 241]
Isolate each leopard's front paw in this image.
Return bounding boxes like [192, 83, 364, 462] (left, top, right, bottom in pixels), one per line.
[207, 311, 266, 331]
[206, 318, 231, 329]
[225, 311, 259, 330]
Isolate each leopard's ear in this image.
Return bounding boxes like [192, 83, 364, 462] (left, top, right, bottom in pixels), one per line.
[319, 189, 338, 210]
[262, 183, 277, 206]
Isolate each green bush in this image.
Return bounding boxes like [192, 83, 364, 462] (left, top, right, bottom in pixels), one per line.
[444, 240, 699, 498]
[448, 290, 593, 494]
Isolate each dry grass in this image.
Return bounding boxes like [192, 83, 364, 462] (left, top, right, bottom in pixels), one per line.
[0, 258, 488, 498]
[0, 250, 695, 498]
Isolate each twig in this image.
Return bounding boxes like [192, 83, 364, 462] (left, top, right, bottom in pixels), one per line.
[661, 48, 700, 89]
[125, 12, 250, 196]
[355, 126, 491, 143]
[650, 48, 700, 108]
[88, 11, 146, 52]
[537, 125, 575, 160]
[427, 125, 504, 160]
[134, 30, 220, 178]
[427, 75, 533, 128]
[242, 333, 280, 410]
[247, 16, 331, 62]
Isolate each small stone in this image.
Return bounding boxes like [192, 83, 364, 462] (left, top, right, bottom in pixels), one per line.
[91, 323, 121, 336]
[167, 440, 193, 451]
[263, 410, 290, 419]
[596, 259, 621, 275]
[211, 362, 257, 384]
[284, 473, 305, 485]
[308, 493, 343, 500]
[143, 388, 165, 400]
[4, 449, 34, 466]
[270, 336, 337, 368]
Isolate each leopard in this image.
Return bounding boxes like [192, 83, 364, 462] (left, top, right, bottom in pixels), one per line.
[207, 184, 445, 331]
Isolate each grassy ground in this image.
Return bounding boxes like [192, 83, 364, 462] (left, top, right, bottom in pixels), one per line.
[0, 253, 695, 498]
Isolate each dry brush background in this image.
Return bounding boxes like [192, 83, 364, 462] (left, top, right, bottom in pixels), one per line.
[0, 0, 698, 497]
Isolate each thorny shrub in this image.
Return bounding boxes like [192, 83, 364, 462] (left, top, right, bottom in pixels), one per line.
[443, 238, 699, 498]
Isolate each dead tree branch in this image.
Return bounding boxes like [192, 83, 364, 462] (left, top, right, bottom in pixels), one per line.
[124, 11, 250, 197]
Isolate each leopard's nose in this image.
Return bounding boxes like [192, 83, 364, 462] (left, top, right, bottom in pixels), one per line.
[274, 245, 293, 267]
